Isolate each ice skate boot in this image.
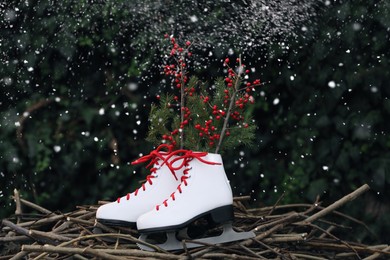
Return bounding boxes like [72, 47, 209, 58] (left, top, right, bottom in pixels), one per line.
[96, 144, 183, 227]
[137, 151, 255, 251]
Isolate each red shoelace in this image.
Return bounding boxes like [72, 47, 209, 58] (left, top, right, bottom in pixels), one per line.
[156, 150, 221, 210]
[117, 144, 176, 203]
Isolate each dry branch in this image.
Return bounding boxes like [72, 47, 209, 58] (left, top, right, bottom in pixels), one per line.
[298, 184, 370, 224]
[1, 186, 388, 260]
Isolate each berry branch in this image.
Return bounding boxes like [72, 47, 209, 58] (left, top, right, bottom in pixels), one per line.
[215, 55, 243, 154]
[147, 35, 262, 154]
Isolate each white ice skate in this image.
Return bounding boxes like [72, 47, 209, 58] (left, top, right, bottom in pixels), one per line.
[96, 144, 183, 227]
[136, 151, 255, 251]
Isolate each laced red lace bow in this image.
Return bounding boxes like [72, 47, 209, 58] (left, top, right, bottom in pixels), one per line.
[117, 144, 175, 203]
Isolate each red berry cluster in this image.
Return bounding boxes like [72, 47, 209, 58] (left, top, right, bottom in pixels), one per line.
[162, 36, 192, 90]
[194, 120, 222, 147]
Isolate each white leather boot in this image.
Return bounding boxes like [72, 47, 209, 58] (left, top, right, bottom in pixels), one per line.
[96, 144, 183, 227]
[137, 151, 254, 250]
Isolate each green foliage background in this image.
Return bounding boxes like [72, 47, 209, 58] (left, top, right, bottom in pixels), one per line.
[1, 0, 389, 243]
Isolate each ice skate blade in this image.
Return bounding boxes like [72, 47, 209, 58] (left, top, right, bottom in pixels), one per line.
[137, 223, 255, 251]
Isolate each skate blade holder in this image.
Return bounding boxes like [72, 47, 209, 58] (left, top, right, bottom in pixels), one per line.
[137, 223, 255, 251]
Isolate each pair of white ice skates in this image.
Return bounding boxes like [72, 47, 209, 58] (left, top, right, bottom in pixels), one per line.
[96, 144, 254, 251]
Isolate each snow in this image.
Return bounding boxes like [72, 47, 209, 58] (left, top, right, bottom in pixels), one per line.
[328, 81, 336, 88]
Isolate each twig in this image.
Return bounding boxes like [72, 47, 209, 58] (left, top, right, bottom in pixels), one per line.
[298, 184, 370, 224]
[1, 219, 55, 245]
[233, 196, 251, 202]
[362, 245, 390, 260]
[251, 238, 284, 258]
[189, 247, 214, 259]
[290, 253, 327, 260]
[251, 212, 300, 232]
[13, 189, 22, 224]
[15, 197, 53, 215]
[0, 235, 31, 242]
[9, 251, 29, 260]
[2, 214, 65, 231]
[319, 225, 335, 239]
[24, 245, 182, 259]
[29, 229, 72, 242]
[201, 252, 260, 259]
[306, 222, 362, 259]
[240, 222, 285, 247]
[66, 216, 95, 226]
[239, 244, 265, 259]
[267, 192, 285, 216]
[22, 244, 123, 260]
[303, 241, 390, 256]
[262, 233, 307, 243]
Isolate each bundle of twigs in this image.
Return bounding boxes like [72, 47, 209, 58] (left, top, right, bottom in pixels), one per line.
[1, 184, 389, 259]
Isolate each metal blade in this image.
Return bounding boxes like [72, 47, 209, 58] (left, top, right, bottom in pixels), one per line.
[138, 232, 184, 251]
[184, 223, 255, 249]
[137, 223, 255, 251]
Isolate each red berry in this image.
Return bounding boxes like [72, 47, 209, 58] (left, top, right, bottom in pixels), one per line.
[186, 41, 191, 46]
[224, 58, 230, 64]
